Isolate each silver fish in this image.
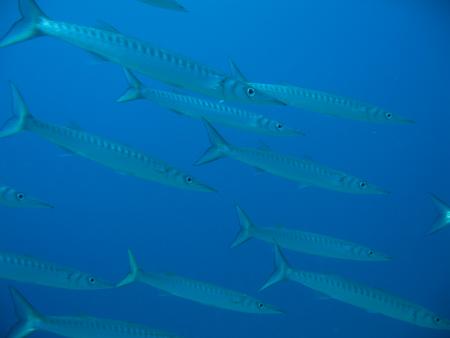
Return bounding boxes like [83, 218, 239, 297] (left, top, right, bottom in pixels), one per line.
[0, 251, 112, 290]
[232, 206, 391, 261]
[0, 83, 214, 193]
[6, 287, 182, 338]
[196, 121, 387, 195]
[118, 68, 303, 136]
[117, 250, 283, 314]
[260, 246, 450, 331]
[137, 0, 188, 12]
[0, 185, 53, 208]
[0, 0, 282, 105]
[229, 59, 414, 124]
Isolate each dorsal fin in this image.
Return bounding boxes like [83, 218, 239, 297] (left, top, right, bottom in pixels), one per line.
[228, 58, 248, 82]
[95, 21, 120, 34]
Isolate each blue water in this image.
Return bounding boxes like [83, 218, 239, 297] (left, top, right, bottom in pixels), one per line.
[1, 0, 450, 337]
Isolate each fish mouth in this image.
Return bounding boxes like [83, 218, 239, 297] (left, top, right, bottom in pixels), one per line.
[395, 117, 416, 124]
[195, 182, 217, 193]
[28, 199, 54, 209]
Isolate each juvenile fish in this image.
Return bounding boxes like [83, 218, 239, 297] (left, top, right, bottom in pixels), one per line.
[232, 206, 391, 261]
[117, 250, 283, 314]
[0, 83, 214, 193]
[0, 185, 53, 208]
[196, 121, 387, 195]
[118, 68, 303, 136]
[138, 0, 188, 12]
[260, 246, 450, 331]
[229, 60, 414, 124]
[6, 287, 182, 338]
[0, 0, 281, 105]
[0, 251, 112, 290]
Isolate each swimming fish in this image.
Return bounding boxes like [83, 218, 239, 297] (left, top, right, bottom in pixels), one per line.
[429, 194, 450, 235]
[137, 0, 188, 12]
[6, 287, 182, 338]
[0, 83, 214, 192]
[195, 121, 387, 194]
[0, 250, 112, 290]
[260, 246, 450, 330]
[0, 185, 53, 208]
[117, 250, 283, 314]
[118, 68, 303, 136]
[232, 206, 391, 261]
[229, 59, 414, 124]
[0, 0, 282, 106]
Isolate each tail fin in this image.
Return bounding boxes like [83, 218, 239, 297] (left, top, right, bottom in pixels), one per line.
[0, 0, 47, 48]
[0, 83, 32, 138]
[6, 287, 42, 338]
[194, 120, 230, 165]
[429, 194, 450, 235]
[231, 206, 256, 248]
[116, 250, 142, 287]
[259, 246, 290, 291]
[117, 68, 144, 103]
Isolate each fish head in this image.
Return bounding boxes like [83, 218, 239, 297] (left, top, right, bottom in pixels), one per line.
[255, 116, 304, 136]
[356, 247, 392, 261]
[416, 310, 450, 330]
[221, 78, 286, 106]
[360, 106, 415, 124]
[251, 300, 285, 314]
[0, 187, 53, 208]
[77, 274, 114, 290]
[175, 173, 216, 193]
[336, 176, 389, 195]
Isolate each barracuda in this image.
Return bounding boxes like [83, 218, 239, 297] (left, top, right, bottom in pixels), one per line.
[196, 121, 388, 195]
[260, 246, 450, 331]
[0, 83, 215, 193]
[0, 251, 112, 290]
[6, 288, 182, 338]
[118, 68, 303, 136]
[117, 250, 283, 314]
[232, 206, 391, 261]
[0, 0, 283, 105]
[138, 0, 188, 12]
[0, 185, 53, 208]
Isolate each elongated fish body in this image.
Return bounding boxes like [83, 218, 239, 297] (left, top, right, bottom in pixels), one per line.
[196, 121, 387, 194]
[118, 69, 302, 136]
[7, 288, 181, 338]
[0, 84, 214, 193]
[0, 185, 53, 208]
[0, 251, 112, 290]
[261, 247, 450, 331]
[117, 251, 283, 314]
[232, 206, 391, 261]
[138, 0, 188, 12]
[1, 1, 282, 106]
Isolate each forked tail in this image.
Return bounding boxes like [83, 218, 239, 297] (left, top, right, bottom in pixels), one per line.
[231, 205, 257, 248]
[259, 246, 290, 291]
[117, 68, 145, 103]
[0, 83, 32, 138]
[0, 0, 48, 48]
[429, 194, 450, 235]
[6, 287, 43, 338]
[116, 249, 142, 287]
[194, 120, 230, 165]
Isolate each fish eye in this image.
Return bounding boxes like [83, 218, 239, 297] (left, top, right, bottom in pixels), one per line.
[368, 250, 374, 256]
[185, 176, 193, 184]
[359, 181, 367, 189]
[385, 112, 393, 120]
[257, 303, 264, 309]
[246, 87, 256, 97]
[435, 317, 441, 323]
[276, 123, 283, 130]
[88, 277, 96, 284]
[16, 193, 25, 201]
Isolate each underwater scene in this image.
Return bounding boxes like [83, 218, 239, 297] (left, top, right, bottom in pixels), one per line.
[0, 0, 449, 337]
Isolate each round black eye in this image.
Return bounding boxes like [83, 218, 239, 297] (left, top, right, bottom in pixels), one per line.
[185, 176, 193, 183]
[435, 317, 441, 323]
[359, 181, 367, 189]
[16, 193, 25, 201]
[276, 123, 283, 129]
[368, 250, 374, 256]
[88, 277, 96, 284]
[258, 303, 264, 309]
[247, 87, 256, 97]
[385, 112, 393, 120]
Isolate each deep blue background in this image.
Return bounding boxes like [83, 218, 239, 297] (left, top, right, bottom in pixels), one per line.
[1, 0, 449, 337]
